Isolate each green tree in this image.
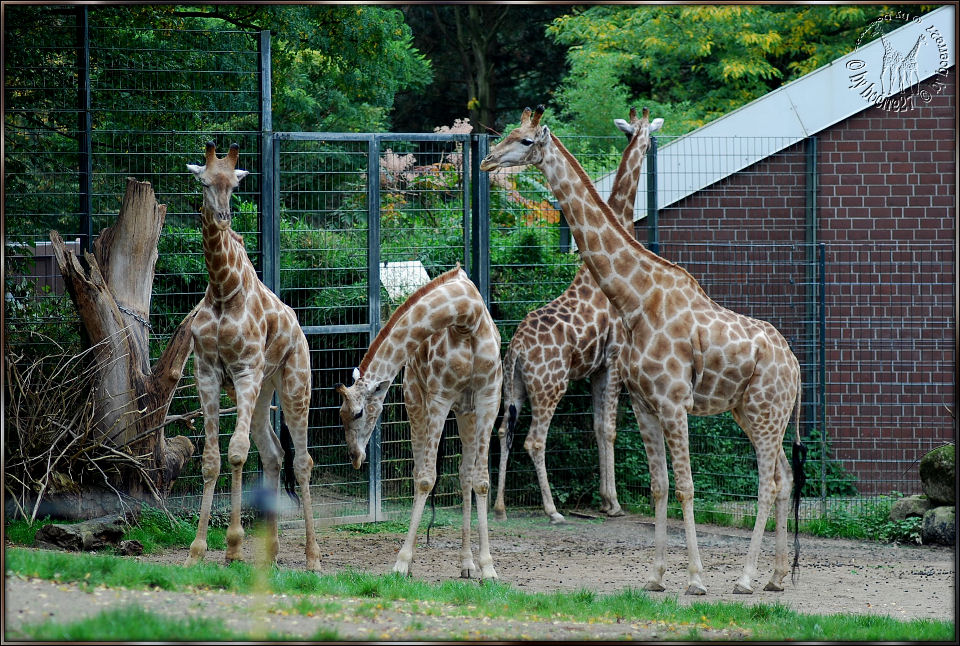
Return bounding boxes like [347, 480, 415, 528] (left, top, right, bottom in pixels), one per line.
[393, 5, 569, 134]
[166, 5, 432, 132]
[546, 5, 932, 136]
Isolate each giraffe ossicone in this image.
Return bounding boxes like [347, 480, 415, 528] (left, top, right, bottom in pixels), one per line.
[184, 142, 321, 572]
[335, 264, 501, 581]
[481, 106, 806, 596]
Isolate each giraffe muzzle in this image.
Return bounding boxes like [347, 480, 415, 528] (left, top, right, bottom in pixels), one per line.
[349, 447, 366, 470]
[479, 156, 498, 172]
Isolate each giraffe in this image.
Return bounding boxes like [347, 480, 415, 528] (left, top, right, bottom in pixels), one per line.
[880, 33, 926, 96]
[335, 265, 501, 580]
[494, 108, 663, 524]
[480, 106, 805, 595]
[184, 142, 321, 571]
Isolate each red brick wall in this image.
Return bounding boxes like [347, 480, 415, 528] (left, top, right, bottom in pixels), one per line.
[638, 69, 956, 496]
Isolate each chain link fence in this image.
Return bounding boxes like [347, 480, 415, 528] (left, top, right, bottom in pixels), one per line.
[5, 11, 954, 526]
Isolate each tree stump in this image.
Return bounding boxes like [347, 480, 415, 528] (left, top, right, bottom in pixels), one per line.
[49, 177, 198, 507]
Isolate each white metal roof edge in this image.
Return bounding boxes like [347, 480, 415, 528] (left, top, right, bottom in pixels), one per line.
[592, 5, 955, 218]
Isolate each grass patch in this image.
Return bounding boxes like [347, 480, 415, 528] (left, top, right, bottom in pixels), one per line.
[4, 507, 226, 554]
[5, 547, 953, 642]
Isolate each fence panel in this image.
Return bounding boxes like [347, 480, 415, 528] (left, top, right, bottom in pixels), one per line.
[5, 16, 954, 528]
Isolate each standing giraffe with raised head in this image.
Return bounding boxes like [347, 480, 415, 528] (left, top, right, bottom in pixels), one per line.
[494, 108, 663, 524]
[481, 106, 805, 595]
[184, 142, 321, 571]
[335, 265, 501, 580]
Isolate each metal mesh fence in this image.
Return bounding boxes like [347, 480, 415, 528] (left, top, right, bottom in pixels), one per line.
[4, 15, 954, 528]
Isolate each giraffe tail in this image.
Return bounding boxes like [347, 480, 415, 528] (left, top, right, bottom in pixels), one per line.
[279, 415, 300, 506]
[790, 375, 807, 586]
[499, 343, 524, 451]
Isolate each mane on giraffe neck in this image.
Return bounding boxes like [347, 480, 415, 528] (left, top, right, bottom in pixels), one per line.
[358, 265, 470, 375]
[547, 132, 706, 297]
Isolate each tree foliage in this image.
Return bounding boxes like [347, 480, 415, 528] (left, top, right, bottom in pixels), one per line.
[546, 5, 934, 136]
[393, 5, 569, 134]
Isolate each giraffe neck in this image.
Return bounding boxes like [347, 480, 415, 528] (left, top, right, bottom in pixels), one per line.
[605, 132, 648, 231]
[358, 269, 486, 384]
[200, 207, 255, 302]
[539, 133, 696, 330]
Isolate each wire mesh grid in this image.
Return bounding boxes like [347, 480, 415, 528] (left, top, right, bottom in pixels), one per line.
[5, 15, 954, 528]
[823, 241, 954, 502]
[487, 135, 648, 516]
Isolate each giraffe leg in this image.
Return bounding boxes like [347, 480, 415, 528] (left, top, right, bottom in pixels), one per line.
[457, 396, 499, 581]
[224, 374, 263, 565]
[660, 406, 706, 595]
[185, 362, 222, 567]
[730, 404, 785, 594]
[494, 356, 524, 521]
[249, 385, 281, 566]
[493, 397, 519, 521]
[525, 392, 565, 524]
[280, 351, 321, 572]
[629, 395, 669, 592]
[395, 388, 449, 577]
[764, 447, 793, 592]
[591, 365, 623, 517]
[458, 410, 480, 578]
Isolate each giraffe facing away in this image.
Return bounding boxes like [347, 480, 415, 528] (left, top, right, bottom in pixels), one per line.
[480, 106, 806, 595]
[184, 142, 321, 571]
[335, 265, 501, 580]
[494, 108, 663, 524]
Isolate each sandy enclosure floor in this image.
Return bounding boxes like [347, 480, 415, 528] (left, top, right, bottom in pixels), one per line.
[4, 511, 955, 641]
[148, 511, 954, 621]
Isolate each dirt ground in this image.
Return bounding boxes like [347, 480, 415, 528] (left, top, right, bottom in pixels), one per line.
[4, 511, 955, 640]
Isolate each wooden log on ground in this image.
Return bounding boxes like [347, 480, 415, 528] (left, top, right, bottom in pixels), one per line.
[34, 510, 138, 552]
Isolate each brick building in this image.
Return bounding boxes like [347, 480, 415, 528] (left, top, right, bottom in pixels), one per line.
[620, 8, 956, 495]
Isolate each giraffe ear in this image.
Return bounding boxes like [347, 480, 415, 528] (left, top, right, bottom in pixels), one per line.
[613, 118, 635, 139]
[352, 367, 361, 383]
[186, 164, 205, 177]
[649, 118, 664, 133]
[235, 169, 249, 182]
[371, 380, 390, 395]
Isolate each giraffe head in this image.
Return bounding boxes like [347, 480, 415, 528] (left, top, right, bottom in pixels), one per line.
[187, 142, 250, 225]
[479, 105, 550, 171]
[613, 106, 664, 142]
[334, 367, 391, 469]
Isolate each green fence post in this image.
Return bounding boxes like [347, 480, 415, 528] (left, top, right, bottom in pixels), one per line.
[368, 135, 383, 521]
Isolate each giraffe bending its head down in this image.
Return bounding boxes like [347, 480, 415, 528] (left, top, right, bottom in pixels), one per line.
[494, 108, 663, 524]
[335, 265, 501, 580]
[481, 107, 805, 596]
[184, 142, 321, 571]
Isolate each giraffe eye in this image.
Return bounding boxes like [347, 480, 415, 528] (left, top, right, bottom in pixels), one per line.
[520, 138, 534, 146]
[353, 410, 363, 420]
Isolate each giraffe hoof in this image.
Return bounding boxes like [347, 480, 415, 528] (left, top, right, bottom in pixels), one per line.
[494, 509, 507, 521]
[548, 513, 565, 524]
[643, 581, 665, 592]
[763, 581, 784, 592]
[733, 583, 754, 594]
[606, 507, 626, 518]
[685, 583, 707, 596]
[460, 568, 475, 579]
